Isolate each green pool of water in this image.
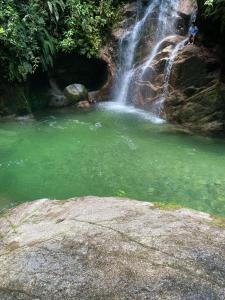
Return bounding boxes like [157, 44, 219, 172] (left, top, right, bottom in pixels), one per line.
[1, 104, 225, 216]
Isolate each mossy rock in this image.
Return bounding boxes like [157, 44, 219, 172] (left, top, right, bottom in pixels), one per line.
[64, 84, 88, 104]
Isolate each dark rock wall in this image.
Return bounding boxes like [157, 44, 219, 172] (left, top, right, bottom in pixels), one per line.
[0, 83, 31, 117]
[158, 43, 225, 135]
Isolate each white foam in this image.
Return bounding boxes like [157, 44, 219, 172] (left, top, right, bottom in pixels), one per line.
[98, 102, 165, 124]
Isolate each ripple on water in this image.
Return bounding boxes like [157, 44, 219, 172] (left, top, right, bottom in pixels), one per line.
[0, 108, 225, 217]
[120, 135, 137, 150]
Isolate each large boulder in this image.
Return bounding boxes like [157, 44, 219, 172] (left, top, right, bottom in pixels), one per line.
[164, 44, 225, 135]
[165, 81, 225, 134]
[64, 83, 88, 104]
[0, 196, 225, 299]
[169, 45, 220, 89]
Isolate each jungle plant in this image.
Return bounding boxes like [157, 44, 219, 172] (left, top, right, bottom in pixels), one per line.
[0, 0, 123, 81]
[203, 0, 225, 32]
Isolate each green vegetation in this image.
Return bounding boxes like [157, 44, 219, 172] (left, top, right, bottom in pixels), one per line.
[153, 202, 184, 210]
[210, 216, 225, 228]
[0, 0, 224, 83]
[202, 0, 225, 33]
[0, 0, 123, 82]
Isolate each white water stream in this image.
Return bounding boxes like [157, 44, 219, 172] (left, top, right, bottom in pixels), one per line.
[112, 0, 188, 119]
[113, 0, 160, 104]
[160, 38, 187, 100]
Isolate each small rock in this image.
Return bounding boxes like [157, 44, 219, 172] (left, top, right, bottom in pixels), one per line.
[77, 100, 91, 109]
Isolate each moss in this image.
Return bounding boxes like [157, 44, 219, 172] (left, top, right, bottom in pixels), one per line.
[116, 190, 127, 197]
[10, 223, 18, 231]
[154, 202, 225, 228]
[153, 202, 184, 211]
[210, 216, 225, 228]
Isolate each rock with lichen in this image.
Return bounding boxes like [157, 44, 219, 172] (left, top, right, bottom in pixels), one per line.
[0, 196, 225, 299]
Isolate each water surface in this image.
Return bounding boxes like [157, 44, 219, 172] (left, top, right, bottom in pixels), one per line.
[0, 104, 225, 216]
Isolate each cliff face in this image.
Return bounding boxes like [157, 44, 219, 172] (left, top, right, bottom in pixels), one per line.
[164, 45, 225, 134]
[136, 2, 225, 135]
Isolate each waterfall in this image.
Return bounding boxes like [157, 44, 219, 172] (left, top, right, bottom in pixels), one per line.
[161, 38, 187, 100]
[114, 0, 180, 107]
[153, 38, 187, 114]
[140, 0, 179, 77]
[108, 0, 191, 123]
[140, 36, 173, 76]
[114, 0, 159, 104]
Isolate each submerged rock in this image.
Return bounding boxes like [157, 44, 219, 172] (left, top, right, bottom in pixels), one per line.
[64, 83, 88, 104]
[77, 100, 91, 110]
[0, 196, 225, 299]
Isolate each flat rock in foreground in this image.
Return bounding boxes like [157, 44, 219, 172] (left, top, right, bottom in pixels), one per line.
[0, 197, 225, 299]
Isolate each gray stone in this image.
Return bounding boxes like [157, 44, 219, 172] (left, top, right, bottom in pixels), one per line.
[0, 196, 225, 299]
[64, 84, 88, 104]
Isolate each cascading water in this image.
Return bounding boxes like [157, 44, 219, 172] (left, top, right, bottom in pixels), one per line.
[113, 0, 181, 107]
[109, 0, 191, 122]
[140, 35, 173, 76]
[151, 38, 187, 115]
[160, 39, 187, 101]
[113, 0, 159, 104]
[140, 0, 179, 76]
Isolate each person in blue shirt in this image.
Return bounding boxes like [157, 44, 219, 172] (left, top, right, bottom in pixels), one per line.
[188, 22, 198, 44]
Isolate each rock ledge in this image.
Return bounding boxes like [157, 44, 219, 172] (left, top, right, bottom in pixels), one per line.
[0, 196, 225, 299]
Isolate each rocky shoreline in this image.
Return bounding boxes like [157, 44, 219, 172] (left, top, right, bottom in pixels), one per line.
[0, 196, 225, 299]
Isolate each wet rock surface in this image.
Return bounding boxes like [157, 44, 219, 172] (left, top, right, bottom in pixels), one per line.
[0, 196, 225, 299]
[164, 44, 225, 134]
[134, 37, 225, 134]
[90, 1, 138, 103]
